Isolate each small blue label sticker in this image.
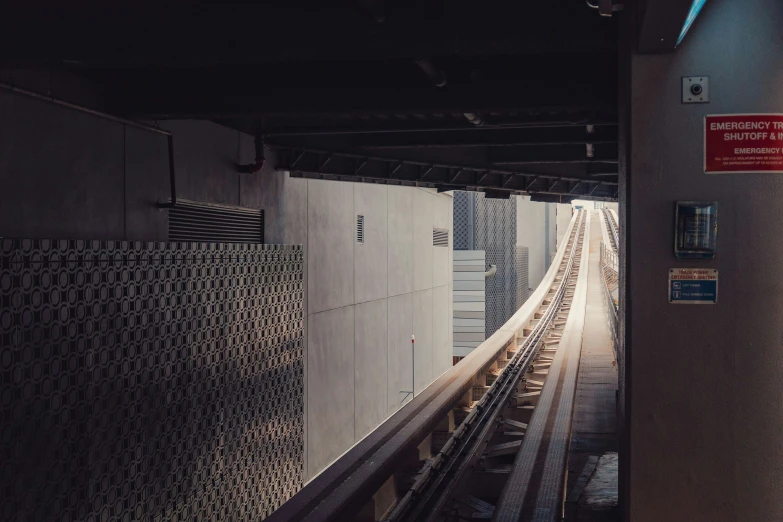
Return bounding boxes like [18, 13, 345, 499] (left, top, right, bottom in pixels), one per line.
[669, 268, 718, 304]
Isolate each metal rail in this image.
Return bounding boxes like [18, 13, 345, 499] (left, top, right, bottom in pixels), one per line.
[383, 211, 586, 522]
[602, 208, 619, 252]
[599, 211, 619, 361]
[492, 212, 587, 522]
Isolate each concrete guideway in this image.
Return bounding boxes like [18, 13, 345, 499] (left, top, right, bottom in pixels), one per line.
[564, 210, 619, 521]
[268, 211, 586, 522]
[267, 208, 619, 522]
[493, 211, 592, 522]
[380, 211, 588, 521]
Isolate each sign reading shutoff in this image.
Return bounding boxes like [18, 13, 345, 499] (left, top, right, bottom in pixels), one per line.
[669, 268, 718, 304]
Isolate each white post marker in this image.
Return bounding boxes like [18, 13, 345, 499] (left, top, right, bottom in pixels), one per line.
[411, 334, 415, 398]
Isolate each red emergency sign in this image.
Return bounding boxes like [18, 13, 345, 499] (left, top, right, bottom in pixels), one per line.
[704, 114, 783, 173]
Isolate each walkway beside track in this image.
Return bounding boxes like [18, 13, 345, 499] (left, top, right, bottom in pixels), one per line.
[564, 210, 619, 521]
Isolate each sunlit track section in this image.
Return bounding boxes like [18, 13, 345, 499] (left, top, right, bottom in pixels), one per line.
[381, 211, 587, 522]
[599, 211, 619, 360]
[601, 208, 619, 252]
[266, 212, 587, 522]
[491, 211, 590, 522]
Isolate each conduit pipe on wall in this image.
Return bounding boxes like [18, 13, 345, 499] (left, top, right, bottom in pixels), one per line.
[237, 136, 266, 173]
[484, 264, 497, 278]
[0, 82, 178, 207]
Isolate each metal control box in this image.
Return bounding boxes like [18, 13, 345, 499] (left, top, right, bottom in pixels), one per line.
[674, 201, 718, 259]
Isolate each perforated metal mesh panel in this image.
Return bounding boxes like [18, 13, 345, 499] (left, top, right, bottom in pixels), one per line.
[474, 194, 518, 337]
[453, 191, 528, 338]
[452, 191, 473, 250]
[515, 246, 531, 310]
[0, 239, 304, 522]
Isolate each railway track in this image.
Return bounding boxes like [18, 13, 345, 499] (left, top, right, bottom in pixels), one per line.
[602, 208, 619, 252]
[382, 211, 587, 522]
[266, 210, 591, 522]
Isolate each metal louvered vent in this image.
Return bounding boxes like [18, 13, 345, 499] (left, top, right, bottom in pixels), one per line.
[357, 215, 365, 243]
[169, 199, 264, 243]
[433, 228, 449, 247]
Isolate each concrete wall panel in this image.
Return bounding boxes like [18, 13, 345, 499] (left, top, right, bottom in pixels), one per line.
[387, 292, 413, 414]
[308, 306, 355, 477]
[412, 289, 434, 393]
[0, 90, 125, 239]
[124, 126, 169, 241]
[354, 299, 389, 440]
[516, 196, 548, 291]
[388, 186, 414, 296]
[628, 1, 783, 520]
[413, 189, 434, 292]
[433, 192, 452, 287]
[432, 284, 451, 377]
[308, 180, 354, 314]
[160, 120, 240, 206]
[354, 184, 388, 304]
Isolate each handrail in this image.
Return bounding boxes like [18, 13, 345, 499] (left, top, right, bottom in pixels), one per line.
[599, 241, 619, 360]
[603, 208, 619, 251]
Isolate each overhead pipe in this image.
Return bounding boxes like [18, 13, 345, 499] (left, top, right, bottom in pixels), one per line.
[0, 82, 178, 208]
[237, 136, 266, 173]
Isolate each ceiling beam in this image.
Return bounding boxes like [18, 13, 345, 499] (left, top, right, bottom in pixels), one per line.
[349, 125, 618, 148]
[489, 143, 617, 165]
[271, 145, 618, 200]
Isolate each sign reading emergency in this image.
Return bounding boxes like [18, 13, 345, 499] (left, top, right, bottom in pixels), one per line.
[705, 114, 783, 173]
[669, 268, 718, 304]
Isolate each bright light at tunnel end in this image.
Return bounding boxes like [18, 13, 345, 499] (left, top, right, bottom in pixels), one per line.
[677, 0, 708, 46]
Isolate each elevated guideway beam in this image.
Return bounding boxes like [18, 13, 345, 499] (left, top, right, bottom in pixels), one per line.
[267, 211, 587, 522]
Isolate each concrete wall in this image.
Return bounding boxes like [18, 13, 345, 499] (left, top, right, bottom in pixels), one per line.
[628, 0, 783, 520]
[556, 203, 573, 249]
[516, 196, 554, 291]
[259, 177, 454, 479]
[0, 86, 454, 486]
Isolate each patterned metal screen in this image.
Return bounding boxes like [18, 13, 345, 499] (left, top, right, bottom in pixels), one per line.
[475, 194, 518, 337]
[0, 239, 304, 521]
[515, 246, 531, 310]
[452, 191, 473, 250]
[453, 191, 529, 338]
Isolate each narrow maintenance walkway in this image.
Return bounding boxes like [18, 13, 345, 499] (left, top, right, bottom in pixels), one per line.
[565, 210, 619, 521]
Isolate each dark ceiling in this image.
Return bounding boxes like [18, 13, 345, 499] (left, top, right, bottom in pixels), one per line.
[3, 1, 620, 201]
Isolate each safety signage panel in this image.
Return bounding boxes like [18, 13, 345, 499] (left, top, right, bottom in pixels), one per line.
[705, 114, 783, 173]
[669, 268, 718, 304]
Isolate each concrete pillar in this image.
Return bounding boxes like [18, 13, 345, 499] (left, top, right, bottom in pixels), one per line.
[627, 0, 783, 520]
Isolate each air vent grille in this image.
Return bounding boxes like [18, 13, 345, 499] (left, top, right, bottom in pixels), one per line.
[433, 228, 449, 247]
[357, 215, 365, 243]
[169, 199, 263, 243]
